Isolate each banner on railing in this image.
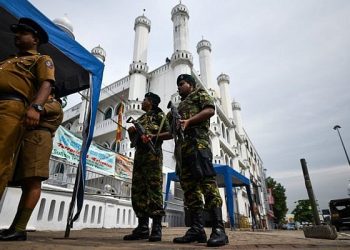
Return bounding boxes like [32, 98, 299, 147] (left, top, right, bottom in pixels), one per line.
[115, 154, 133, 179]
[52, 126, 115, 175]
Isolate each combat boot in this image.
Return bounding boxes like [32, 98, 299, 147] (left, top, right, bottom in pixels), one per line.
[123, 217, 149, 240]
[149, 216, 162, 242]
[207, 207, 229, 247]
[173, 211, 207, 243]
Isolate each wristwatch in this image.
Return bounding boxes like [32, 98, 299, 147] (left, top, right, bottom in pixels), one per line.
[31, 103, 44, 112]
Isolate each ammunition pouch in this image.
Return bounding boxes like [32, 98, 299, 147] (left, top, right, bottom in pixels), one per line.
[185, 148, 216, 179]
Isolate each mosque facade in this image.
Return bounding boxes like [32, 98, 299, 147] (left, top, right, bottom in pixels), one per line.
[61, 3, 273, 229]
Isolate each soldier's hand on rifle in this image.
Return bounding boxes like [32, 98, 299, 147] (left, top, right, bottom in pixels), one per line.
[140, 134, 151, 143]
[179, 119, 189, 130]
[128, 126, 136, 133]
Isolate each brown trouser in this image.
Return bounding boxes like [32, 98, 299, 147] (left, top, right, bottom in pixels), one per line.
[0, 100, 26, 198]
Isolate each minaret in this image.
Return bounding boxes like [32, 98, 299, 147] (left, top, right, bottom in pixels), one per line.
[232, 100, 244, 135]
[91, 45, 106, 63]
[78, 45, 106, 128]
[197, 39, 219, 97]
[170, 3, 193, 93]
[217, 73, 233, 119]
[128, 12, 151, 101]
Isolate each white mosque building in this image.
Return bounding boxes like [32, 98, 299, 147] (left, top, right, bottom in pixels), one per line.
[63, 3, 272, 228]
[0, 3, 273, 231]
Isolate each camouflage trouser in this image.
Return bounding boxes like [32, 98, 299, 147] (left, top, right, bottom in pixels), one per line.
[131, 149, 165, 218]
[179, 149, 222, 213]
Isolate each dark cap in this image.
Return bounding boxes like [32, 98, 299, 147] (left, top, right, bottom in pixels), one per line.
[11, 18, 49, 44]
[145, 92, 161, 107]
[177, 74, 196, 87]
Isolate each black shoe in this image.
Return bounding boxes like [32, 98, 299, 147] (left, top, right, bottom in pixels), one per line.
[0, 229, 11, 236]
[123, 227, 149, 240]
[0, 230, 27, 241]
[206, 207, 229, 247]
[173, 227, 207, 243]
[123, 217, 149, 241]
[149, 216, 162, 242]
[207, 228, 228, 247]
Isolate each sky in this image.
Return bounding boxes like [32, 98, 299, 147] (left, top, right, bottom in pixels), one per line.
[28, 0, 350, 212]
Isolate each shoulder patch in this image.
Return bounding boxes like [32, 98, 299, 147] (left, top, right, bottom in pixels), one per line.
[45, 60, 54, 69]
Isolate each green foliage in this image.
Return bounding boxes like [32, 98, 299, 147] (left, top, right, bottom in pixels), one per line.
[266, 176, 288, 224]
[292, 199, 313, 223]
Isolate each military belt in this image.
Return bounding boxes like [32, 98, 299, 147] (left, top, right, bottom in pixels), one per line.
[28, 127, 51, 133]
[0, 93, 26, 103]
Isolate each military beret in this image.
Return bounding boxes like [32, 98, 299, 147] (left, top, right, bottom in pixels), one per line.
[11, 17, 49, 44]
[145, 92, 161, 107]
[177, 74, 196, 87]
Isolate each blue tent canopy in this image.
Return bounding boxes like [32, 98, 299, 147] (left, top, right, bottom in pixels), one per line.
[164, 164, 256, 229]
[0, 0, 104, 234]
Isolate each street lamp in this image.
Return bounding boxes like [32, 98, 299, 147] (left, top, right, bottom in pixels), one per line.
[333, 125, 350, 167]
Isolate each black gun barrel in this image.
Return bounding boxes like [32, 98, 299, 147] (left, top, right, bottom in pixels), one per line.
[126, 117, 157, 155]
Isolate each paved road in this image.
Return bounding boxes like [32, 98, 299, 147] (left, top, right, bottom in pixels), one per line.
[1, 228, 350, 249]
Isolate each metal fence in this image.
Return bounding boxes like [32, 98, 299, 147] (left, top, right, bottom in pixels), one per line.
[45, 157, 132, 200]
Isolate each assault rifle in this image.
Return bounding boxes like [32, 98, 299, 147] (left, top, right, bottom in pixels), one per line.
[126, 117, 157, 155]
[167, 101, 184, 171]
[167, 101, 184, 141]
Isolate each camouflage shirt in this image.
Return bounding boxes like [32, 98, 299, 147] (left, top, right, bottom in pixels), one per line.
[134, 108, 170, 152]
[178, 88, 215, 150]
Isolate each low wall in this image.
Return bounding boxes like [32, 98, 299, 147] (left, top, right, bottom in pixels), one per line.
[0, 185, 184, 231]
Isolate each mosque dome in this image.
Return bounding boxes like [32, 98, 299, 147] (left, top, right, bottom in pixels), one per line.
[171, 3, 189, 19]
[91, 45, 106, 63]
[53, 14, 74, 39]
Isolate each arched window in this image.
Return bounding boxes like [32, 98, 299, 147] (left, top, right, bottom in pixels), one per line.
[55, 163, 65, 174]
[111, 141, 116, 151]
[65, 123, 71, 130]
[104, 107, 112, 120]
[221, 124, 225, 138]
[226, 128, 230, 143]
[230, 159, 234, 168]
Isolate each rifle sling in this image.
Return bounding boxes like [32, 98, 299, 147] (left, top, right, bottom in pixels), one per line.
[154, 114, 167, 145]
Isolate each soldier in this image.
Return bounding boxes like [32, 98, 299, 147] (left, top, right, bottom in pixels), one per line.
[124, 92, 171, 242]
[0, 91, 63, 241]
[0, 18, 54, 198]
[171, 74, 228, 247]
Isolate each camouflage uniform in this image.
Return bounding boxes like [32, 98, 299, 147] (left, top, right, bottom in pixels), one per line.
[131, 108, 170, 218]
[176, 88, 222, 213]
[173, 75, 228, 247]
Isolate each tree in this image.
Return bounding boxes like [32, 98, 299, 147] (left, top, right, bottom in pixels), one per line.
[266, 177, 288, 225]
[292, 199, 313, 223]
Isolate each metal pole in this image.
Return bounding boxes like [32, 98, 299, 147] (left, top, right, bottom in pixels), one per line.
[300, 158, 321, 225]
[333, 125, 350, 166]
